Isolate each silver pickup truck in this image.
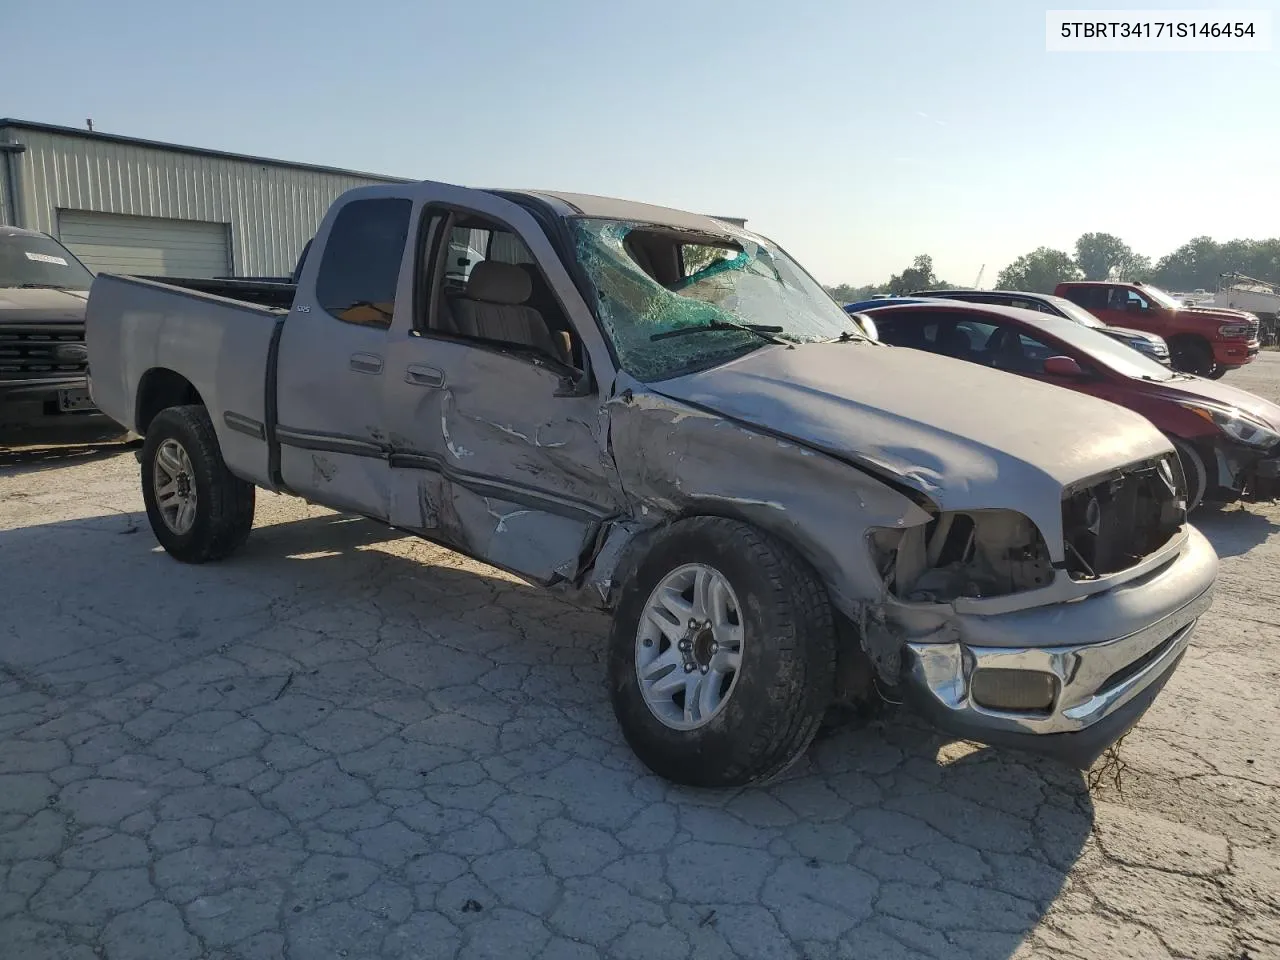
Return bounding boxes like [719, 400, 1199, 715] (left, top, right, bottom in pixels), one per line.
[86, 180, 1218, 787]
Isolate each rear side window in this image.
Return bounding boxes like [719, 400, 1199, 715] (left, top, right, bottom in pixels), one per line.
[1062, 285, 1107, 311]
[316, 198, 412, 328]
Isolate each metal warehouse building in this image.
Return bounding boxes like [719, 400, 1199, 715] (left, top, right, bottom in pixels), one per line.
[0, 119, 406, 279]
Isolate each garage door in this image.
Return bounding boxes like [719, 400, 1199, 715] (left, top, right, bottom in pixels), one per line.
[57, 211, 231, 278]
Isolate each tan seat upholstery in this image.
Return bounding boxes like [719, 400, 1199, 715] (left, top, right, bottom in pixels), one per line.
[445, 261, 567, 363]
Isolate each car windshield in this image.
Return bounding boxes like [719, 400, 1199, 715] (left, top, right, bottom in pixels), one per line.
[571, 218, 864, 381]
[1028, 315, 1177, 381]
[1043, 294, 1106, 328]
[1138, 284, 1183, 310]
[0, 233, 95, 290]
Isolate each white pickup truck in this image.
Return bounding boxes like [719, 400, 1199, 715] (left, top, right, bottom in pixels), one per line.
[86, 180, 1218, 787]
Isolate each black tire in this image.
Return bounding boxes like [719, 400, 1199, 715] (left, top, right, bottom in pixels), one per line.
[1205, 367, 1228, 380]
[1166, 434, 1207, 512]
[608, 517, 836, 788]
[1169, 337, 1216, 377]
[140, 405, 255, 563]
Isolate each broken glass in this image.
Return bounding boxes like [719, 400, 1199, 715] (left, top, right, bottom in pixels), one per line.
[571, 219, 864, 381]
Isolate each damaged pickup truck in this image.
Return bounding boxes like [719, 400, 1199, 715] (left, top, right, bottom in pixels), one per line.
[85, 181, 1219, 787]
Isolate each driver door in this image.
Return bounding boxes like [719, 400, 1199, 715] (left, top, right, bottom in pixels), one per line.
[379, 186, 626, 584]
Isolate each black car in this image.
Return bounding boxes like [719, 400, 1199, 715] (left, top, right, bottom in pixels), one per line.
[910, 288, 1171, 364]
[0, 227, 97, 425]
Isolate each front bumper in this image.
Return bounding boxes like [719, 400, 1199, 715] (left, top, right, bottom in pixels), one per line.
[0, 373, 89, 403]
[1214, 339, 1260, 366]
[902, 525, 1218, 768]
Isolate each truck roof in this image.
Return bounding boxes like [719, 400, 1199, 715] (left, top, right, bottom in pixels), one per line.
[508, 189, 746, 236]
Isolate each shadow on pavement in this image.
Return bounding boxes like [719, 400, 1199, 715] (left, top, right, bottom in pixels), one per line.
[1, 508, 1096, 958]
[0, 416, 135, 473]
[1193, 501, 1280, 558]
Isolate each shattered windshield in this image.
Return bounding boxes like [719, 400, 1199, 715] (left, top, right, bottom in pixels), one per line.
[0, 234, 95, 290]
[571, 218, 863, 381]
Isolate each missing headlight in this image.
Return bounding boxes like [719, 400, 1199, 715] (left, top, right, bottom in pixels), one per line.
[1062, 453, 1185, 579]
[868, 509, 1054, 603]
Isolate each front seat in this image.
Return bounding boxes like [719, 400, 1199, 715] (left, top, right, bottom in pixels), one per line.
[935, 324, 972, 361]
[447, 261, 567, 363]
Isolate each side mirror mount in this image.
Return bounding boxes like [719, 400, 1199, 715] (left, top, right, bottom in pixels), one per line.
[553, 345, 596, 398]
[1043, 355, 1085, 378]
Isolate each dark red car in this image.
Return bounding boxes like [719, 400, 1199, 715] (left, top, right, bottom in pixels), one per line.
[857, 299, 1280, 509]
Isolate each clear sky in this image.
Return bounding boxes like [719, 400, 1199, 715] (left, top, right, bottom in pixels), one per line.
[6, 0, 1278, 285]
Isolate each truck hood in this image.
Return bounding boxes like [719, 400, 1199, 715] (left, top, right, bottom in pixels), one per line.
[0, 287, 90, 324]
[654, 342, 1172, 518]
[1180, 305, 1258, 323]
[1151, 373, 1280, 432]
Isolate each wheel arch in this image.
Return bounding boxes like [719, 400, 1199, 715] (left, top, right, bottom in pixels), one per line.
[135, 368, 205, 435]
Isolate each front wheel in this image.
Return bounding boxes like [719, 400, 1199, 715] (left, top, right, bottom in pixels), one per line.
[1167, 434, 1208, 512]
[608, 517, 836, 787]
[1169, 338, 1216, 377]
[1205, 367, 1228, 380]
[141, 405, 255, 563]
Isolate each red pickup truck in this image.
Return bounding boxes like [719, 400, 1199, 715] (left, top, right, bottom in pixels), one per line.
[1055, 280, 1260, 379]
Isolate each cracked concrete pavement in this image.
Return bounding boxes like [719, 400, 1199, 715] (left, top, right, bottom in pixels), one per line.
[2, 357, 1280, 960]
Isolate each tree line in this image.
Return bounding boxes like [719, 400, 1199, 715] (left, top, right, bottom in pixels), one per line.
[825, 234, 1280, 301]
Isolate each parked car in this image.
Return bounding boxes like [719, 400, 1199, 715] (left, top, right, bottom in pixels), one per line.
[0, 226, 97, 425]
[86, 181, 1217, 785]
[859, 299, 1280, 509]
[909, 288, 1171, 365]
[1055, 280, 1260, 378]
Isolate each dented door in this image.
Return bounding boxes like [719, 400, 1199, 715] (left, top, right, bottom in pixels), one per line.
[382, 338, 622, 584]
[378, 184, 626, 585]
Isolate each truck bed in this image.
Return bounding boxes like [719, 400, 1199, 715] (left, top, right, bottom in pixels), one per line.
[85, 273, 285, 489]
[132, 276, 298, 311]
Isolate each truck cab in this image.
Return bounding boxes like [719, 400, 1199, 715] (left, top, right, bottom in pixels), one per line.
[1055, 280, 1259, 378]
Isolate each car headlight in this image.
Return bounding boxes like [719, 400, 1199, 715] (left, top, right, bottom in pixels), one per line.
[1180, 402, 1280, 448]
[1219, 323, 1253, 339]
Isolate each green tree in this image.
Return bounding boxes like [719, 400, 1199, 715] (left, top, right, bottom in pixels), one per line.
[888, 254, 939, 295]
[825, 282, 888, 303]
[995, 247, 1082, 293]
[1074, 233, 1133, 281]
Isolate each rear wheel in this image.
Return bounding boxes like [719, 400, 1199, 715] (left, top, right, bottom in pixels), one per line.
[608, 517, 836, 788]
[1167, 434, 1208, 512]
[1168, 337, 1216, 377]
[141, 405, 255, 563]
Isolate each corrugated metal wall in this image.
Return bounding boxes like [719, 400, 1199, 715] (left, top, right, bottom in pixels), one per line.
[4, 126, 402, 276]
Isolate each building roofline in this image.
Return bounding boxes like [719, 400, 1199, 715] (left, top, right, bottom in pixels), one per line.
[0, 118, 411, 184]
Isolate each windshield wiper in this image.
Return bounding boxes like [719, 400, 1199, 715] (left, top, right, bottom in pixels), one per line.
[15, 282, 75, 290]
[818, 329, 870, 344]
[650, 321, 788, 344]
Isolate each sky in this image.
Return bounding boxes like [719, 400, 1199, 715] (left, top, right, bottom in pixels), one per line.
[6, 0, 1279, 286]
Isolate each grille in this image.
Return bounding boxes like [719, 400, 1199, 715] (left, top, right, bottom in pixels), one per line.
[1061, 453, 1186, 580]
[0, 326, 87, 381]
[1247, 318, 1261, 340]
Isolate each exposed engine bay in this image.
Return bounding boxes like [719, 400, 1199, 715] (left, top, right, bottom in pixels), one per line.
[1061, 453, 1185, 579]
[868, 509, 1055, 602]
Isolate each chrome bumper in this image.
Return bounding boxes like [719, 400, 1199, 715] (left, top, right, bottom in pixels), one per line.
[902, 525, 1218, 761]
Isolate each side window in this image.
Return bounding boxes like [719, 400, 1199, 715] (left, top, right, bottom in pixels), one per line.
[1126, 289, 1150, 310]
[1064, 286, 1106, 311]
[426, 211, 581, 370]
[985, 324, 1056, 374]
[443, 226, 535, 289]
[315, 198, 412, 328]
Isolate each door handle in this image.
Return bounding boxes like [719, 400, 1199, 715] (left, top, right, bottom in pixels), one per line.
[350, 353, 383, 375]
[405, 364, 446, 388]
